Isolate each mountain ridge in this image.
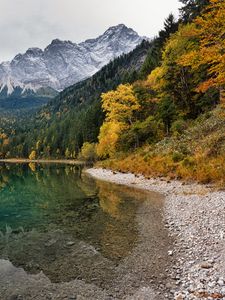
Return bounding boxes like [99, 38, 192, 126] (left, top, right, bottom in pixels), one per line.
[0, 24, 146, 101]
[0, 39, 151, 156]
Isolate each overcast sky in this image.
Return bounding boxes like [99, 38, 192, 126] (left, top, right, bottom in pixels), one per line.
[0, 0, 181, 62]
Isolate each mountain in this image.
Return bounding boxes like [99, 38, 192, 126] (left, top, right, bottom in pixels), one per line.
[0, 40, 152, 158]
[0, 24, 145, 107]
[45, 40, 151, 114]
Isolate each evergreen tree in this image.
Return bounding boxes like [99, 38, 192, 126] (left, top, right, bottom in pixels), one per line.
[140, 14, 178, 79]
[158, 14, 179, 45]
[179, 0, 210, 22]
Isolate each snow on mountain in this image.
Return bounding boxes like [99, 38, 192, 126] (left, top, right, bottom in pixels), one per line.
[0, 24, 146, 98]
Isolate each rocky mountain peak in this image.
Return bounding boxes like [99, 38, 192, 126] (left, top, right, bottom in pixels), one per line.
[25, 47, 43, 56]
[48, 39, 74, 47]
[104, 24, 134, 35]
[0, 24, 146, 99]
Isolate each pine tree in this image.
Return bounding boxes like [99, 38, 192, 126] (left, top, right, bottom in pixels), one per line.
[179, 0, 210, 22]
[158, 14, 179, 45]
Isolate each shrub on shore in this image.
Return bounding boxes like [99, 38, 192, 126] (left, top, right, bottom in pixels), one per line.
[98, 107, 225, 186]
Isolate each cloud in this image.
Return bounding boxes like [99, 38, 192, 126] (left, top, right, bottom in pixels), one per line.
[0, 0, 181, 61]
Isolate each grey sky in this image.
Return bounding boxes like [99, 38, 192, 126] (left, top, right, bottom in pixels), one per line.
[0, 0, 181, 62]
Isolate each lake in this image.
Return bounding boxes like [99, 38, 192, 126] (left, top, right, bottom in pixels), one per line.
[0, 163, 172, 299]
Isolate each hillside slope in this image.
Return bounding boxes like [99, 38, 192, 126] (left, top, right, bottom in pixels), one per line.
[100, 107, 225, 185]
[45, 39, 151, 114]
[0, 40, 152, 158]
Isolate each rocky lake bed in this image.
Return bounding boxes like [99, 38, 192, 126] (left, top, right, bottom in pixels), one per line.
[0, 166, 224, 300]
[86, 168, 225, 299]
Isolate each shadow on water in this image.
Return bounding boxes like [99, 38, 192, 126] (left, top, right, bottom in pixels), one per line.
[0, 163, 173, 298]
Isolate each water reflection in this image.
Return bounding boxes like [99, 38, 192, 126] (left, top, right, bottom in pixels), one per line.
[0, 163, 142, 282]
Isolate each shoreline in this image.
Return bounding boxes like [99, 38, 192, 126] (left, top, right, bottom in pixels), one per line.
[0, 165, 173, 300]
[0, 158, 85, 165]
[86, 168, 225, 299]
[85, 167, 214, 195]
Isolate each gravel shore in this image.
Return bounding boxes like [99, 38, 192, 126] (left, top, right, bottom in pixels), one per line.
[1, 167, 224, 300]
[0, 170, 173, 300]
[86, 168, 225, 300]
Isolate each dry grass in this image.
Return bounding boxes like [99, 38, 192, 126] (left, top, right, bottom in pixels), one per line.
[98, 107, 225, 186]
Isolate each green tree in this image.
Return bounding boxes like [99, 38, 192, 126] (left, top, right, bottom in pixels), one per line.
[157, 97, 177, 135]
[158, 14, 179, 45]
[179, 0, 210, 22]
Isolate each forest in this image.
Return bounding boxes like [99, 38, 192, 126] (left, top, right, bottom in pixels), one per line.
[0, 0, 224, 184]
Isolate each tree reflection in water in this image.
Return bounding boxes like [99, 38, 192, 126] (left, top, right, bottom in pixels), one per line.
[0, 163, 143, 283]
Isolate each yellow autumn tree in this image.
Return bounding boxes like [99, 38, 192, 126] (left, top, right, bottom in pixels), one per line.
[179, 0, 225, 100]
[29, 150, 36, 160]
[97, 122, 123, 158]
[65, 148, 71, 159]
[147, 66, 166, 92]
[97, 84, 140, 158]
[147, 23, 201, 115]
[101, 84, 140, 124]
[79, 142, 97, 162]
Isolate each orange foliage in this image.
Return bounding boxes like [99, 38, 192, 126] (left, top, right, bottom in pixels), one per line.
[100, 153, 225, 186]
[179, 0, 225, 94]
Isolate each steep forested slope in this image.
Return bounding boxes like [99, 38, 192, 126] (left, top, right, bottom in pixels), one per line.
[100, 106, 225, 185]
[45, 40, 151, 114]
[0, 40, 153, 158]
[3, 0, 221, 183]
[94, 0, 224, 184]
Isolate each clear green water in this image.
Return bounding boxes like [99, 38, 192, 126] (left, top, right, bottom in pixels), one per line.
[0, 163, 144, 283]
